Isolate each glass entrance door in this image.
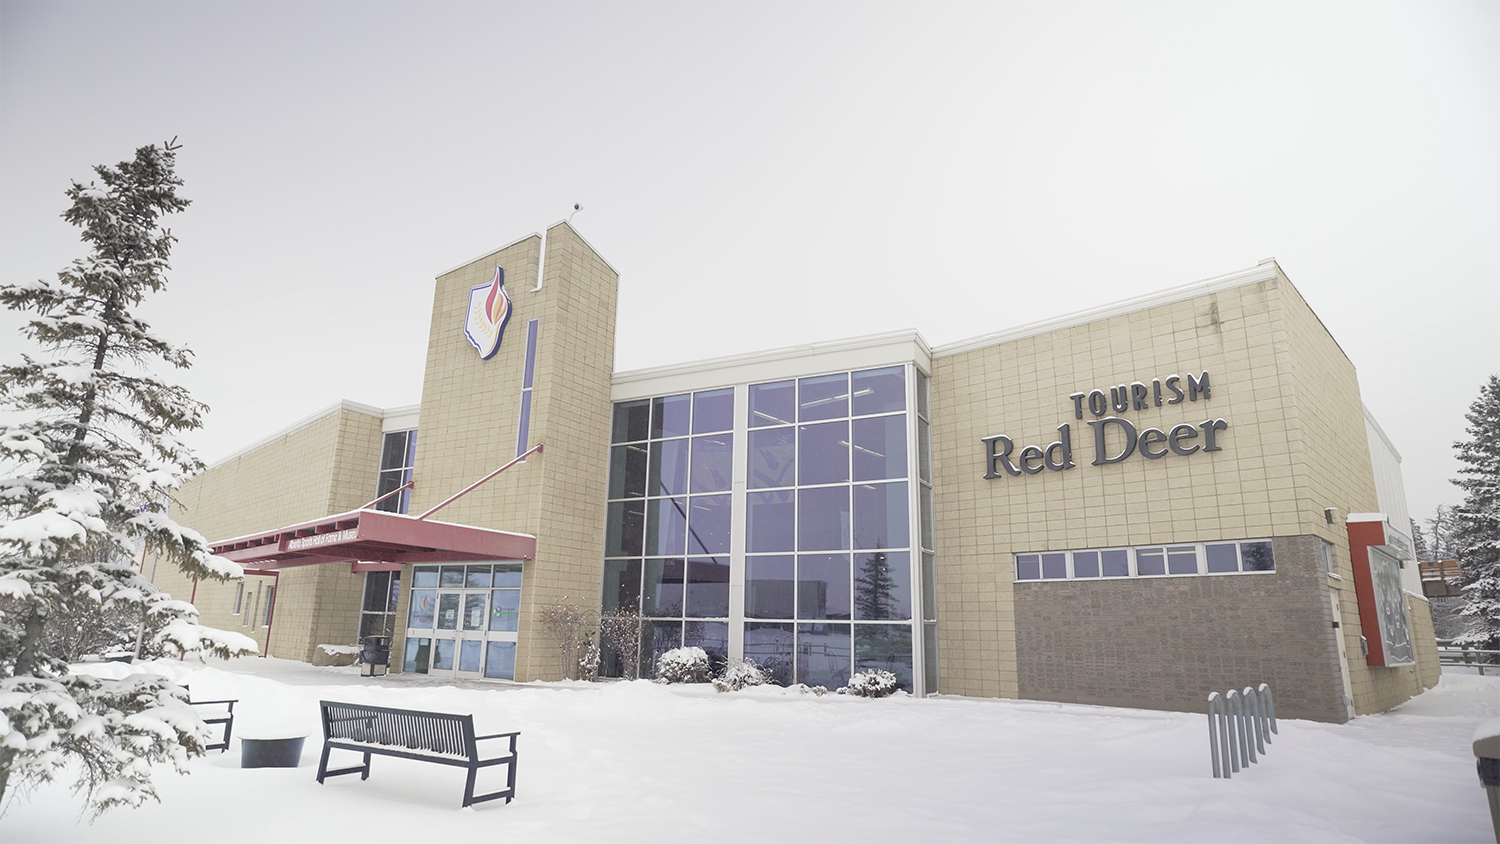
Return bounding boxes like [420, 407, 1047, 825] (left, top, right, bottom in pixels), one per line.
[404, 562, 523, 681]
[456, 589, 489, 678]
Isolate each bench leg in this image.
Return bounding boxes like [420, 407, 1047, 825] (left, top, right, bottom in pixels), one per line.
[507, 754, 517, 803]
[317, 746, 372, 783]
[463, 766, 478, 808]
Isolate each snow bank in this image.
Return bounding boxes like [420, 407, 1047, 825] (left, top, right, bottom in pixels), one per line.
[4, 660, 1496, 843]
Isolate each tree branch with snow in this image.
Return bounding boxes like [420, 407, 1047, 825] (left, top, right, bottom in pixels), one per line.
[0, 141, 255, 819]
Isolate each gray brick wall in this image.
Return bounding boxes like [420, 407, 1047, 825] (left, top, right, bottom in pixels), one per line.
[1014, 535, 1348, 722]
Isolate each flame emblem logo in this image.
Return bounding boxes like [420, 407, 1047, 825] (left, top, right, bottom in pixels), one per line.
[463, 266, 513, 360]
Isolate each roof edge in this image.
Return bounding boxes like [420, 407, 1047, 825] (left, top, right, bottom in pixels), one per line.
[203, 399, 388, 471]
[612, 328, 933, 388]
[1363, 404, 1403, 463]
[547, 219, 622, 277]
[932, 260, 1283, 358]
[435, 232, 543, 279]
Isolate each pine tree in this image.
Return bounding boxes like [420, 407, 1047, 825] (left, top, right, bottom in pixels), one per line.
[0, 141, 256, 816]
[1427, 505, 1462, 559]
[1421, 505, 1470, 640]
[855, 551, 897, 621]
[1452, 375, 1500, 658]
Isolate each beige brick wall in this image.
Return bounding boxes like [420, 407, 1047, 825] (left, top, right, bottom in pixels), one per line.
[1408, 595, 1441, 691]
[931, 279, 1302, 700]
[1272, 280, 1437, 713]
[395, 222, 617, 681]
[158, 405, 383, 660]
[928, 270, 1433, 718]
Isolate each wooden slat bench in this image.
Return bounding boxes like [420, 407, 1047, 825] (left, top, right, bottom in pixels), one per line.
[315, 700, 519, 808]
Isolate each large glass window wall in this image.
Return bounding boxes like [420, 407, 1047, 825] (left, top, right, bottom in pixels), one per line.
[745, 366, 916, 691]
[603, 364, 931, 694]
[604, 388, 734, 676]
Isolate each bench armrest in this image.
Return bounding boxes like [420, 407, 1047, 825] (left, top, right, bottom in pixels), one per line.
[474, 731, 521, 741]
[190, 699, 238, 707]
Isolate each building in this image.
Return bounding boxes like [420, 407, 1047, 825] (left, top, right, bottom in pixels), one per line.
[148, 222, 1440, 722]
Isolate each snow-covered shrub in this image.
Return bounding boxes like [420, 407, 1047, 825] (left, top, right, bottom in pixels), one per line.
[578, 638, 601, 682]
[793, 683, 829, 696]
[597, 607, 645, 679]
[712, 658, 769, 692]
[843, 669, 899, 698]
[537, 600, 593, 680]
[654, 646, 710, 684]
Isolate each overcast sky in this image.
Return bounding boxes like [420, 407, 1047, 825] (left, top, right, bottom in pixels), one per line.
[1, 1, 1495, 526]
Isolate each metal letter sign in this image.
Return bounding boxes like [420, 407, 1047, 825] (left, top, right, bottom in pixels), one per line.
[464, 266, 514, 360]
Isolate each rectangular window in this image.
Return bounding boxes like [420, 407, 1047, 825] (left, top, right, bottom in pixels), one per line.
[375, 429, 417, 513]
[263, 585, 276, 626]
[1206, 543, 1239, 573]
[1100, 549, 1129, 577]
[1014, 541, 1275, 582]
[489, 589, 520, 632]
[1166, 546, 1198, 575]
[1040, 552, 1067, 579]
[1136, 548, 1166, 576]
[1322, 541, 1336, 575]
[1241, 541, 1275, 572]
[484, 641, 517, 680]
[232, 582, 244, 615]
[359, 571, 401, 641]
[1073, 550, 1100, 578]
[1016, 554, 1040, 581]
[408, 590, 436, 628]
[516, 318, 539, 457]
[403, 638, 431, 673]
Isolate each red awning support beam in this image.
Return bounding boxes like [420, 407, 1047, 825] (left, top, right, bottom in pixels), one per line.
[416, 443, 544, 521]
[359, 480, 413, 512]
[243, 568, 280, 659]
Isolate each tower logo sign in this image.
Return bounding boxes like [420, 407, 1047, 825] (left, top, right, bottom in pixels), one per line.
[464, 266, 513, 360]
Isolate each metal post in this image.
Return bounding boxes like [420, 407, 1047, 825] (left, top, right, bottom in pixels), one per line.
[1247, 687, 1261, 757]
[359, 480, 413, 511]
[417, 444, 544, 521]
[1208, 692, 1226, 778]
[1225, 690, 1242, 773]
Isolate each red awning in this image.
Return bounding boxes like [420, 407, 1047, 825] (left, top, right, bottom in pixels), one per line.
[209, 508, 535, 572]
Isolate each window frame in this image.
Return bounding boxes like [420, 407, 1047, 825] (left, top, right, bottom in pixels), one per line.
[1014, 540, 1277, 582]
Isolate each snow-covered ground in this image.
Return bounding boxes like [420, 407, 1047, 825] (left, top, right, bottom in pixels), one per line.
[3, 658, 1495, 842]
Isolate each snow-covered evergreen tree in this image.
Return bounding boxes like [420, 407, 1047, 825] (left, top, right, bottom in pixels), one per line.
[1426, 505, 1462, 559]
[1420, 505, 1471, 639]
[1452, 375, 1500, 658]
[0, 141, 256, 816]
[1411, 519, 1429, 561]
[855, 551, 897, 620]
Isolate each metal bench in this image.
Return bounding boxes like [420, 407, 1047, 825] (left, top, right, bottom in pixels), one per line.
[315, 700, 519, 807]
[183, 688, 237, 753]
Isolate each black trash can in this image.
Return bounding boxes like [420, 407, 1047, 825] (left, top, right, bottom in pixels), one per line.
[1475, 725, 1500, 843]
[240, 735, 306, 768]
[360, 635, 391, 677]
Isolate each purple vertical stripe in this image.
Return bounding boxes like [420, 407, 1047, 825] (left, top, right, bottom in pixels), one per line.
[522, 319, 539, 389]
[517, 320, 540, 457]
[516, 391, 533, 458]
